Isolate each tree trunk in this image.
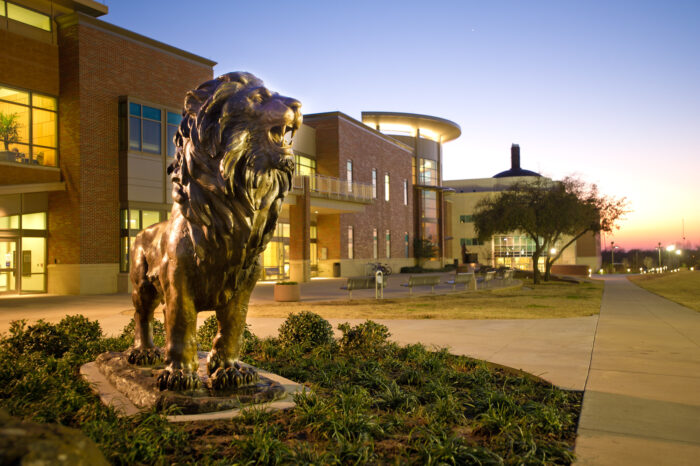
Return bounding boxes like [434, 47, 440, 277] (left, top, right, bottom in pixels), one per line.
[544, 259, 552, 281]
[531, 252, 542, 284]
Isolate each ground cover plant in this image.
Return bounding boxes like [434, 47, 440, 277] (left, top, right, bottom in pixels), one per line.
[1, 313, 582, 465]
[248, 280, 603, 320]
[628, 270, 700, 312]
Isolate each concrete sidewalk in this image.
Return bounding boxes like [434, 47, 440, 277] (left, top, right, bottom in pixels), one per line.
[575, 275, 700, 465]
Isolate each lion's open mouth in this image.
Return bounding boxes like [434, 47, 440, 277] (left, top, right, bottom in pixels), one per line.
[269, 125, 297, 153]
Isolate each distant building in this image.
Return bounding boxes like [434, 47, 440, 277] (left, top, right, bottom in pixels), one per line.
[444, 144, 601, 271]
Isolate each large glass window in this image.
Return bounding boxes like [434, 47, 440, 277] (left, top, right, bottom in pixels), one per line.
[4, 2, 51, 31]
[346, 160, 353, 193]
[294, 154, 316, 176]
[119, 209, 168, 272]
[262, 221, 290, 280]
[129, 103, 162, 154]
[0, 84, 57, 167]
[419, 158, 438, 185]
[493, 235, 536, 258]
[422, 190, 437, 220]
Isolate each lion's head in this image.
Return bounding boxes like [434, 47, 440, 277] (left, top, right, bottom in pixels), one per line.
[168, 72, 302, 247]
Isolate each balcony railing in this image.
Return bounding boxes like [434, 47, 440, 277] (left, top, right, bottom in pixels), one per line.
[292, 174, 373, 203]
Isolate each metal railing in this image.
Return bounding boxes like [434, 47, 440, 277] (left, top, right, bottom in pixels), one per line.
[292, 174, 373, 203]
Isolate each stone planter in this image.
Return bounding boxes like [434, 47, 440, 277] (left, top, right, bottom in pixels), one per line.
[273, 282, 300, 302]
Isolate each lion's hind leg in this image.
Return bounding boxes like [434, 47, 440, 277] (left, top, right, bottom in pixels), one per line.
[126, 244, 163, 366]
[127, 280, 163, 365]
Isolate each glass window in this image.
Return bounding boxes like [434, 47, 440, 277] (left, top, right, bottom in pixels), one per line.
[459, 214, 473, 223]
[384, 173, 390, 201]
[419, 158, 437, 185]
[404, 232, 409, 258]
[20, 237, 46, 292]
[385, 230, 391, 259]
[21, 212, 46, 230]
[422, 222, 438, 242]
[0, 86, 57, 167]
[346, 160, 353, 193]
[166, 111, 181, 157]
[0, 215, 19, 229]
[403, 179, 408, 205]
[294, 155, 316, 176]
[347, 226, 354, 259]
[0, 86, 29, 105]
[422, 190, 437, 220]
[128, 209, 141, 230]
[128, 103, 162, 154]
[7, 3, 51, 31]
[372, 228, 378, 259]
[372, 169, 377, 198]
[0, 3, 5, 17]
[141, 210, 160, 228]
[310, 225, 317, 240]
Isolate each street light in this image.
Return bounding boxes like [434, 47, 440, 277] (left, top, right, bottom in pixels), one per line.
[611, 241, 619, 272]
[657, 242, 662, 268]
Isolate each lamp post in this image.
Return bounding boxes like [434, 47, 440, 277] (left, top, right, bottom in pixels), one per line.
[657, 242, 662, 269]
[666, 244, 676, 271]
[611, 241, 618, 272]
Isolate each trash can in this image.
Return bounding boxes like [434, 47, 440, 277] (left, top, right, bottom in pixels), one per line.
[333, 262, 341, 277]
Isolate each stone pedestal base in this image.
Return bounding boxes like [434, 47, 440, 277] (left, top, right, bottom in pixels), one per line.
[80, 351, 307, 422]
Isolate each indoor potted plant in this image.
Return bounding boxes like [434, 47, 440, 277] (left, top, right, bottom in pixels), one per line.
[0, 112, 20, 162]
[274, 281, 300, 302]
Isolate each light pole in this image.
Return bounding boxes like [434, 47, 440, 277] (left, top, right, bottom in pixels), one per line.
[611, 241, 618, 272]
[657, 242, 662, 269]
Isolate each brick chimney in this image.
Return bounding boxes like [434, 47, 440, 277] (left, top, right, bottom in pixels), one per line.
[511, 144, 520, 170]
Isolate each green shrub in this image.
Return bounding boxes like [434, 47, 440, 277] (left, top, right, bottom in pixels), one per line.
[338, 320, 391, 353]
[118, 318, 166, 347]
[400, 266, 424, 274]
[196, 315, 258, 353]
[196, 315, 218, 351]
[278, 311, 333, 348]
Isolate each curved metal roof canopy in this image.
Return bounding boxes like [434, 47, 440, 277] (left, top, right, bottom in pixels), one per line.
[362, 111, 461, 143]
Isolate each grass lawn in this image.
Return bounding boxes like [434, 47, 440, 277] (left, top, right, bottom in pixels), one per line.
[1, 315, 583, 465]
[249, 280, 604, 320]
[628, 270, 700, 312]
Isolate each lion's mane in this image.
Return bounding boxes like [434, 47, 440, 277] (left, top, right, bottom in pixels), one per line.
[167, 72, 293, 268]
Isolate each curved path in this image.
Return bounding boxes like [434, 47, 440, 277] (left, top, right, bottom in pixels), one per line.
[574, 275, 700, 465]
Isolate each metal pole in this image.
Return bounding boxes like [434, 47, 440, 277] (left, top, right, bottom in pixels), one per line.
[611, 241, 615, 272]
[657, 242, 661, 269]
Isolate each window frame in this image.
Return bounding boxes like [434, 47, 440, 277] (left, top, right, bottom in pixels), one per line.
[0, 83, 59, 167]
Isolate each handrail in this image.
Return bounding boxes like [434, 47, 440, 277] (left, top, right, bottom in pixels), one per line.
[292, 174, 373, 203]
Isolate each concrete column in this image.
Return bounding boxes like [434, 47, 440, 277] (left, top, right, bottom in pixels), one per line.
[289, 176, 310, 282]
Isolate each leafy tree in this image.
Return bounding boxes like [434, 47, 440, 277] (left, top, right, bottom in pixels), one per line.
[413, 238, 438, 268]
[0, 112, 20, 151]
[473, 176, 628, 283]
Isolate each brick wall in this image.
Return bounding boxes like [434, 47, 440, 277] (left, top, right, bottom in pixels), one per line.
[51, 19, 213, 266]
[307, 114, 414, 260]
[0, 29, 59, 95]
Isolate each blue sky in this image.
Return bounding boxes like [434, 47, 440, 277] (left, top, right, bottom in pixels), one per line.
[103, 0, 700, 249]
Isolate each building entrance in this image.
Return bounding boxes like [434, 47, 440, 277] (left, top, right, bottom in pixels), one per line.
[0, 239, 18, 295]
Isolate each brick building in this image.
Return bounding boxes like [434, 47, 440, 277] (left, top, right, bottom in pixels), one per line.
[0, 1, 462, 295]
[0, 0, 214, 294]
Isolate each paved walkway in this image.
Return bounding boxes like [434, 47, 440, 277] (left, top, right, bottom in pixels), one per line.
[575, 275, 700, 465]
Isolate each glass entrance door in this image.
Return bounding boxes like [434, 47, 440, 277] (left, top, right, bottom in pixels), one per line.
[0, 239, 19, 295]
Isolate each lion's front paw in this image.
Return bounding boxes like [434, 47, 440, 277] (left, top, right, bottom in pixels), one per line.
[210, 362, 258, 391]
[126, 347, 163, 366]
[157, 369, 202, 391]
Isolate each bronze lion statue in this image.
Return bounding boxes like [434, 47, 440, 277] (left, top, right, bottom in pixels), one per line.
[127, 72, 301, 391]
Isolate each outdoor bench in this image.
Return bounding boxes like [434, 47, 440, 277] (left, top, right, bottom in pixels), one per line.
[446, 272, 477, 291]
[401, 274, 441, 295]
[498, 269, 514, 285]
[479, 270, 496, 288]
[341, 276, 386, 298]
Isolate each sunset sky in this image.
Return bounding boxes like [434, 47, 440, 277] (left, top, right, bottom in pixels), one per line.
[104, 0, 699, 251]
